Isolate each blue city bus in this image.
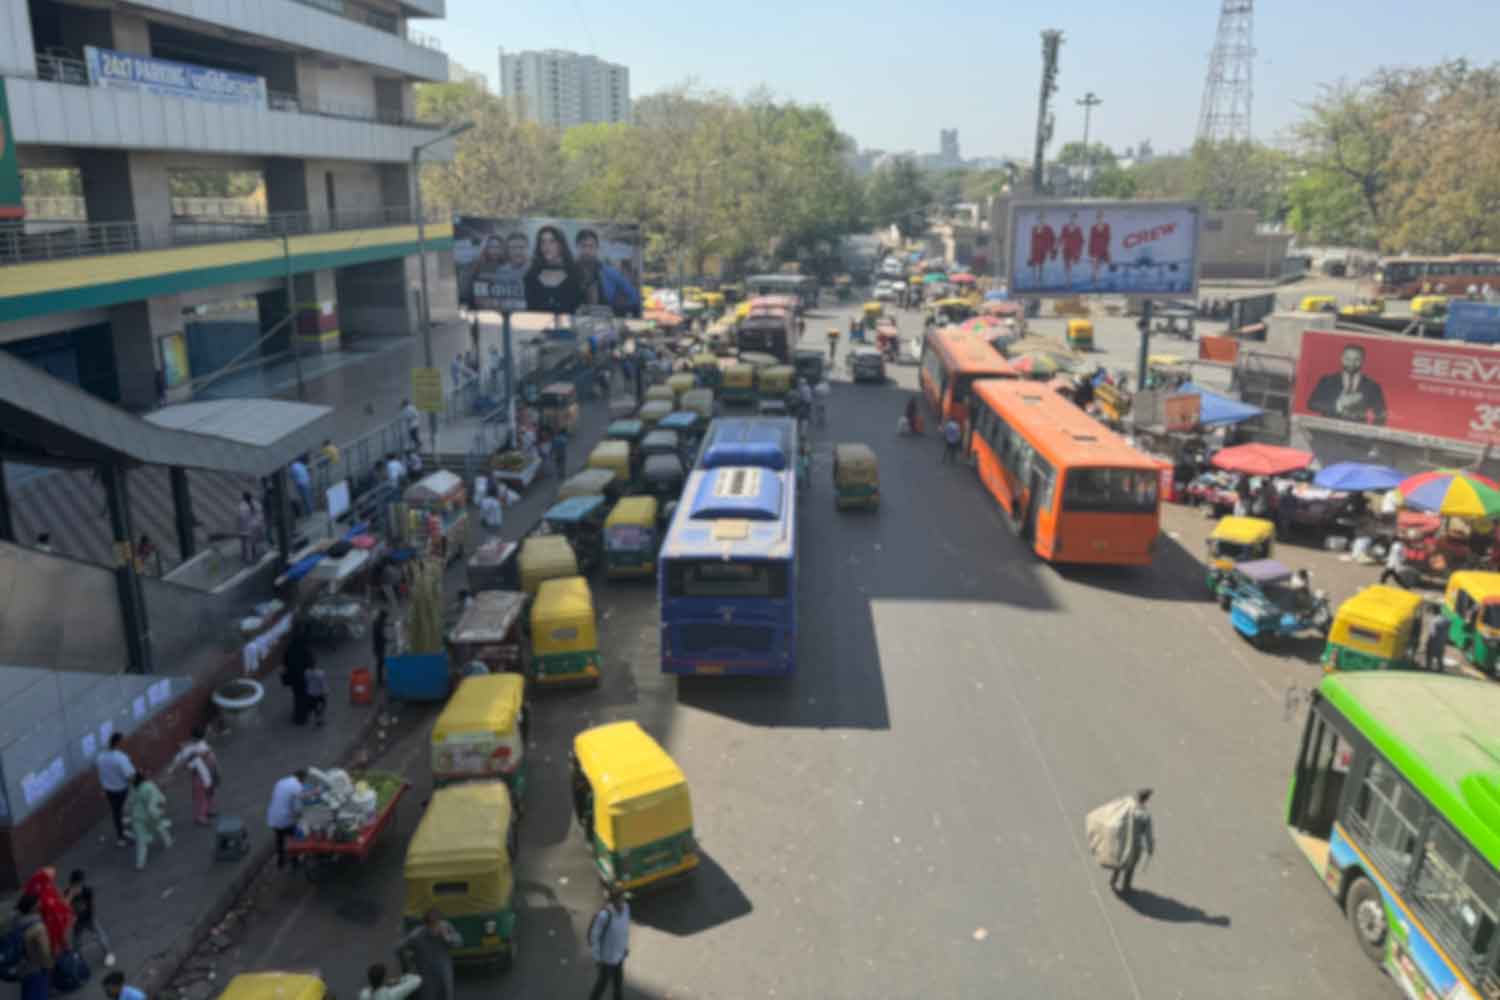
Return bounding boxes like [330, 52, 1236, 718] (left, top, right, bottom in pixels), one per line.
[658, 462, 797, 677]
[695, 416, 796, 474]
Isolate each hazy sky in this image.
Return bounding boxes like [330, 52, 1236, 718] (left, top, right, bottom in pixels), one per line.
[428, 0, 1500, 159]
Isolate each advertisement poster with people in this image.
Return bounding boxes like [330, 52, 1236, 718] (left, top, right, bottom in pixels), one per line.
[452, 216, 643, 317]
[1007, 200, 1201, 298]
[1294, 329, 1500, 444]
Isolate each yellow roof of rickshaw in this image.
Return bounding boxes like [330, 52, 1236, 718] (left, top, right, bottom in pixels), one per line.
[606, 495, 657, 527]
[1148, 354, 1185, 367]
[645, 384, 675, 400]
[835, 442, 878, 467]
[1209, 516, 1275, 545]
[639, 399, 673, 418]
[219, 973, 324, 1000]
[1448, 571, 1500, 603]
[862, 301, 882, 311]
[908, 275, 923, 285]
[518, 534, 577, 578]
[432, 674, 525, 741]
[691, 352, 718, 366]
[574, 721, 688, 812]
[590, 440, 630, 463]
[404, 782, 513, 879]
[667, 372, 696, 387]
[934, 297, 970, 308]
[560, 468, 615, 498]
[682, 387, 715, 404]
[764, 364, 795, 378]
[533, 575, 595, 620]
[1335, 585, 1424, 632]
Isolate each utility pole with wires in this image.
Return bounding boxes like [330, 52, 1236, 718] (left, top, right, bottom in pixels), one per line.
[1031, 30, 1064, 196]
[1076, 92, 1102, 196]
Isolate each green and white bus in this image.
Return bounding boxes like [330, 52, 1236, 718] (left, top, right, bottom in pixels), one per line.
[1287, 673, 1500, 999]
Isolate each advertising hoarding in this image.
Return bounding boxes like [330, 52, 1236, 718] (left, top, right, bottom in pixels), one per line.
[1444, 300, 1500, 345]
[1293, 330, 1500, 443]
[1164, 393, 1202, 432]
[452, 216, 643, 317]
[1007, 200, 1200, 298]
[0, 80, 20, 221]
[84, 47, 267, 107]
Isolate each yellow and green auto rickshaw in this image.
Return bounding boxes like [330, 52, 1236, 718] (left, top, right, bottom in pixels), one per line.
[1298, 295, 1338, 314]
[644, 383, 676, 406]
[638, 399, 673, 430]
[403, 782, 518, 972]
[666, 372, 696, 405]
[431, 674, 529, 799]
[1066, 317, 1094, 350]
[587, 440, 634, 489]
[518, 534, 578, 596]
[1205, 516, 1275, 598]
[1411, 294, 1450, 319]
[530, 576, 601, 686]
[218, 973, 327, 1000]
[1322, 585, 1424, 673]
[834, 274, 853, 302]
[538, 382, 580, 432]
[721, 363, 756, 406]
[758, 364, 795, 401]
[1444, 571, 1500, 675]
[603, 496, 660, 579]
[558, 468, 615, 501]
[832, 443, 881, 510]
[680, 388, 715, 421]
[861, 300, 884, 331]
[571, 721, 698, 893]
[691, 353, 722, 390]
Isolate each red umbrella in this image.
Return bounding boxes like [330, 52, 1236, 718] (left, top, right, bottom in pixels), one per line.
[1210, 443, 1314, 477]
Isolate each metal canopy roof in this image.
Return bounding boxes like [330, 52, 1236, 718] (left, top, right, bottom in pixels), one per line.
[0, 351, 333, 477]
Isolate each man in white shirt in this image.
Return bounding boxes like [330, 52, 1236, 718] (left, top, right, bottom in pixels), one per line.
[96, 733, 136, 847]
[586, 888, 630, 1000]
[266, 769, 307, 869]
[401, 400, 421, 450]
[385, 453, 406, 489]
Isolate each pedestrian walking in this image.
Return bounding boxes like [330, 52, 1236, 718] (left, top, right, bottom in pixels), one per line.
[400, 909, 461, 1000]
[449, 355, 463, 391]
[266, 770, 307, 870]
[586, 888, 630, 1000]
[320, 438, 340, 466]
[379, 558, 404, 611]
[1425, 610, 1449, 672]
[63, 870, 113, 968]
[402, 400, 422, 451]
[282, 626, 315, 726]
[125, 772, 172, 871]
[554, 428, 570, 477]
[359, 964, 422, 1000]
[100, 971, 146, 1000]
[21, 870, 73, 962]
[941, 418, 961, 463]
[1379, 539, 1408, 587]
[9, 894, 53, 1000]
[237, 493, 261, 564]
[95, 734, 135, 848]
[1109, 789, 1155, 895]
[305, 662, 329, 727]
[167, 726, 219, 826]
[289, 456, 314, 518]
[372, 606, 390, 689]
[385, 453, 407, 489]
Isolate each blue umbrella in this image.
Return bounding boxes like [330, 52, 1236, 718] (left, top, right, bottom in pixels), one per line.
[984, 290, 1010, 301]
[1314, 462, 1404, 492]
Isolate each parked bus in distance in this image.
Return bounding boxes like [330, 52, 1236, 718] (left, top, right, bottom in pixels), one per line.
[969, 379, 1163, 566]
[659, 462, 797, 677]
[1376, 255, 1500, 298]
[919, 328, 1017, 434]
[737, 300, 797, 361]
[696, 416, 795, 473]
[1286, 672, 1500, 999]
[746, 274, 818, 312]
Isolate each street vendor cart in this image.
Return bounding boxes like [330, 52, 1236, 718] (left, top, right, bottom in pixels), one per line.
[448, 591, 530, 677]
[285, 769, 409, 882]
[402, 471, 469, 564]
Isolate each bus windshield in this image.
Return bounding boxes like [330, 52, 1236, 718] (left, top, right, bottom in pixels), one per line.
[665, 560, 789, 599]
[1062, 468, 1160, 514]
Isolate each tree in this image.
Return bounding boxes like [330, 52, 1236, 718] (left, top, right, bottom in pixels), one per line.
[1284, 169, 1372, 246]
[1187, 140, 1291, 220]
[867, 157, 932, 237]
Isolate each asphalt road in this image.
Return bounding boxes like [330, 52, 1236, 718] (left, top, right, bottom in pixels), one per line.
[222, 301, 1394, 999]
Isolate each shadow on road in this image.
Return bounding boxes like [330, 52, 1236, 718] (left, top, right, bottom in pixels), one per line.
[1120, 889, 1231, 927]
[1058, 533, 1208, 604]
[630, 850, 752, 936]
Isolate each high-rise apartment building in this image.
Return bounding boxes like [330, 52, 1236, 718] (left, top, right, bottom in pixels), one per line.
[0, 0, 459, 409]
[939, 129, 960, 168]
[499, 49, 630, 128]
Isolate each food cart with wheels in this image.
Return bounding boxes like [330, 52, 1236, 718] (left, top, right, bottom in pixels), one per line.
[448, 591, 530, 677]
[285, 769, 409, 882]
[401, 471, 469, 565]
[538, 382, 580, 432]
[490, 449, 543, 493]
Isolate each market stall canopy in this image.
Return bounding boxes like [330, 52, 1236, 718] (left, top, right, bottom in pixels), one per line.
[950, 273, 976, 284]
[984, 290, 1010, 301]
[922, 273, 947, 284]
[1175, 383, 1263, 427]
[1211, 443, 1314, 477]
[1399, 469, 1500, 518]
[1314, 462, 1405, 493]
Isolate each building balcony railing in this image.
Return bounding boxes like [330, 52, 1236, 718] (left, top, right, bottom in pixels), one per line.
[31, 53, 445, 130]
[1, 205, 440, 266]
[286, 0, 444, 50]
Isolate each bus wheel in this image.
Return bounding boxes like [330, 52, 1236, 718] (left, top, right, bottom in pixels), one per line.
[1344, 877, 1388, 964]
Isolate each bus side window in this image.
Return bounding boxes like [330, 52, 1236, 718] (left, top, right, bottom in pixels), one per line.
[1346, 757, 1426, 885]
[1410, 821, 1500, 979]
[1035, 459, 1057, 512]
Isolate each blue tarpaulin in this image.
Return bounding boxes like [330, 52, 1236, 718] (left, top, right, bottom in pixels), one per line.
[1176, 382, 1262, 426]
[1445, 301, 1500, 343]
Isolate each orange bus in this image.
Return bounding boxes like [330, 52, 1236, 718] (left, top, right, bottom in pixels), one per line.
[918, 328, 1016, 433]
[969, 379, 1164, 566]
[1375, 255, 1500, 298]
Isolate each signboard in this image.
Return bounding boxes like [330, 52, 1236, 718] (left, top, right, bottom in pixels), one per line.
[1164, 393, 1202, 432]
[1294, 330, 1500, 444]
[1007, 200, 1200, 298]
[1445, 301, 1500, 344]
[84, 47, 267, 107]
[411, 367, 443, 413]
[452, 217, 643, 317]
[0, 79, 22, 221]
[160, 333, 190, 389]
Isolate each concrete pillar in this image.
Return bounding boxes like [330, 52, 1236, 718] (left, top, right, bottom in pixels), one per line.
[106, 296, 180, 411]
[292, 270, 340, 354]
[257, 289, 292, 358]
[101, 462, 151, 674]
[336, 259, 409, 337]
[170, 466, 195, 560]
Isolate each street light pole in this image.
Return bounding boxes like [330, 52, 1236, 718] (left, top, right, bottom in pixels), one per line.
[281, 231, 306, 401]
[412, 120, 475, 452]
[1076, 92, 1102, 197]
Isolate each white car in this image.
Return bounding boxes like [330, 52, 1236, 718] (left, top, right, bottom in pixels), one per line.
[874, 282, 899, 302]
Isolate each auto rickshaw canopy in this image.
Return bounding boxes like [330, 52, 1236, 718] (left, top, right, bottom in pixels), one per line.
[518, 535, 578, 595]
[1328, 586, 1424, 659]
[607, 419, 645, 442]
[658, 411, 700, 436]
[606, 495, 657, 529]
[641, 429, 680, 456]
[834, 443, 879, 483]
[1210, 516, 1275, 547]
[404, 782, 514, 914]
[449, 592, 528, 647]
[1446, 571, 1500, 608]
[531, 577, 598, 653]
[574, 721, 692, 852]
[219, 973, 325, 1000]
[722, 363, 754, 387]
[587, 440, 632, 481]
[862, 301, 883, 317]
[645, 384, 676, 404]
[558, 468, 616, 500]
[432, 674, 525, 744]
[638, 400, 673, 425]
[540, 382, 578, 405]
[545, 495, 607, 526]
[680, 389, 715, 418]
[691, 352, 719, 370]
[666, 373, 696, 397]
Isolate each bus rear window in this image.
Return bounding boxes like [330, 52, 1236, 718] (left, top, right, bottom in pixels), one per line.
[665, 560, 788, 599]
[1062, 468, 1159, 514]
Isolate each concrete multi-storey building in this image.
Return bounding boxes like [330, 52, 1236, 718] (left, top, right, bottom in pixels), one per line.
[499, 48, 629, 129]
[0, 0, 459, 411]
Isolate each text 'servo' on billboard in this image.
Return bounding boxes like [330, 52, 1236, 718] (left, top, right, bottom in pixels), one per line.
[452, 217, 643, 318]
[1293, 330, 1500, 443]
[1007, 200, 1201, 299]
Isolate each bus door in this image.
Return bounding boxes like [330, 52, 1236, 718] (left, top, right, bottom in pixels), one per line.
[1288, 703, 1354, 868]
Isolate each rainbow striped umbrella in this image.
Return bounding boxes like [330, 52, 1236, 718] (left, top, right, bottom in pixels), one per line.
[1398, 470, 1500, 517]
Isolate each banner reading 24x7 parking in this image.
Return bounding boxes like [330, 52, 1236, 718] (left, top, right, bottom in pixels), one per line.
[1294, 330, 1500, 443]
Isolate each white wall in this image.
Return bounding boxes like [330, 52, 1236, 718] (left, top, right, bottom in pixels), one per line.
[312, 63, 377, 118]
[0, 0, 36, 77]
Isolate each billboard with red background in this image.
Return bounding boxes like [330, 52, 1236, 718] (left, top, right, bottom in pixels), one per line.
[1294, 330, 1500, 443]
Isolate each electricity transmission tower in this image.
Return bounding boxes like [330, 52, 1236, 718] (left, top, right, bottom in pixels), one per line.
[1196, 0, 1254, 144]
